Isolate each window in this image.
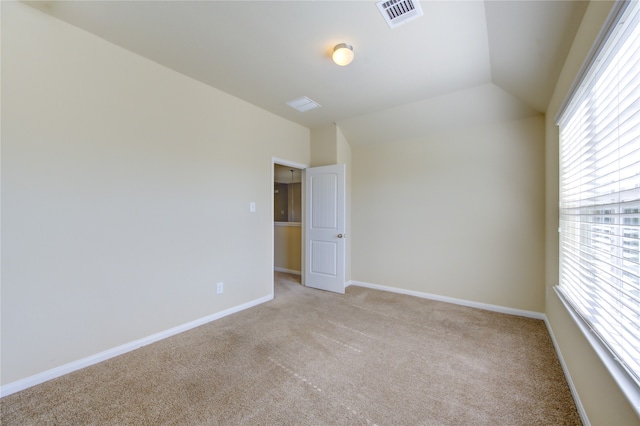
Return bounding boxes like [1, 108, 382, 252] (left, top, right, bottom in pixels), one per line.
[556, 0, 640, 402]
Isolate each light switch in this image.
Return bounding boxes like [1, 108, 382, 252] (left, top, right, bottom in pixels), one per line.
[250, 202, 256, 212]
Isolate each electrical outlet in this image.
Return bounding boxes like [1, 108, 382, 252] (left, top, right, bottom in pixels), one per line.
[217, 282, 224, 294]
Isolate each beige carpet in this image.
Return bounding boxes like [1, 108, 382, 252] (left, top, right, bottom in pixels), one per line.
[1, 273, 581, 425]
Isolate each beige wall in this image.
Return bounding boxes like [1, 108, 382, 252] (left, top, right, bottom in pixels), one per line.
[1, 2, 309, 385]
[310, 123, 338, 167]
[544, 1, 640, 424]
[352, 116, 545, 312]
[274, 224, 302, 273]
[337, 126, 352, 282]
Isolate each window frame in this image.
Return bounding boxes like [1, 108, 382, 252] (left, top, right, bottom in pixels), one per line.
[555, 0, 640, 416]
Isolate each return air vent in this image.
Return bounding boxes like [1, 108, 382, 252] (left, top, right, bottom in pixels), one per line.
[286, 96, 321, 112]
[376, 0, 423, 29]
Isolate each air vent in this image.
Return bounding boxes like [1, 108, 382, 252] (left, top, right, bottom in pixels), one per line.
[286, 96, 321, 112]
[376, 0, 423, 29]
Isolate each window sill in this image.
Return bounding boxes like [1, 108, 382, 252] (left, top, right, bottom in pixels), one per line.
[553, 286, 640, 418]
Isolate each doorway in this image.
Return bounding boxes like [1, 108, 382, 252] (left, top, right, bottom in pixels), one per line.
[274, 165, 302, 224]
[271, 158, 347, 295]
[272, 159, 307, 291]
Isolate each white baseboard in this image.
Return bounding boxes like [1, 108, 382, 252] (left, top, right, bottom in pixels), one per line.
[0, 294, 273, 398]
[349, 280, 545, 319]
[1, 280, 587, 425]
[543, 316, 590, 426]
[348, 280, 588, 422]
[274, 267, 301, 276]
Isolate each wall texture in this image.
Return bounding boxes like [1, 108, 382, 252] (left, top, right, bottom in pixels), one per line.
[352, 116, 545, 312]
[544, 0, 640, 424]
[337, 126, 352, 283]
[274, 183, 289, 222]
[1, 2, 309, 385]
[274, 224, 302, 273]
[310, 124, 338, 168]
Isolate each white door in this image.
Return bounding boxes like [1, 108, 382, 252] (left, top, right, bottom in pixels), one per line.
[305, 164, 346, 294]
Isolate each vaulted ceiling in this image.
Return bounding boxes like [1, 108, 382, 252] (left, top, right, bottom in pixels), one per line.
[28, 0, 589, 145]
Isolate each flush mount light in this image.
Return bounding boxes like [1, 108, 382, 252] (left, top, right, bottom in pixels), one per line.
[332, 43, 354, 66]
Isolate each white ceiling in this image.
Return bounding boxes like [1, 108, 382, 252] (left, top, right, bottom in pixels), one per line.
[28, 0, 589, 145]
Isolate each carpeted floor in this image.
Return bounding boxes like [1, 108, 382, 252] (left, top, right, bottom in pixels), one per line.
[1, 273, 581, 425]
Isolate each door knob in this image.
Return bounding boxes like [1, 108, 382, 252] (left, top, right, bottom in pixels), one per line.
[338, 234, 345, 238]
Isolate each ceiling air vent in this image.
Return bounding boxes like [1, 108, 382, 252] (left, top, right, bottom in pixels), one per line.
[286, 96, 321, 112]
[376, 0, 423, 29]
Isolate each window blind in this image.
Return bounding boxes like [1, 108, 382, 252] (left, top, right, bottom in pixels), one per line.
[557, 0, 640, 389]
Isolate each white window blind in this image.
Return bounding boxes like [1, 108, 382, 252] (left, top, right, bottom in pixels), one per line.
[557, 0, 640, 391]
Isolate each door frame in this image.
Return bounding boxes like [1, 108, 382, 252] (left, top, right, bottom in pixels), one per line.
[271, 157, 309, 295]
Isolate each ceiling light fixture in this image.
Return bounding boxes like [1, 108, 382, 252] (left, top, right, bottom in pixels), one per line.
[332, 43, 354, 66]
